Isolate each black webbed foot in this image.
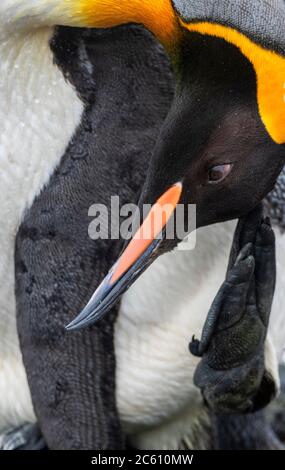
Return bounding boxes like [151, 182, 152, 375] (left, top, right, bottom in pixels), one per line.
[190, 205, 278, 414]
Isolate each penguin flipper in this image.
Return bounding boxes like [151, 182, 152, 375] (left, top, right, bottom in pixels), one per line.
[190, 207, 278, 414]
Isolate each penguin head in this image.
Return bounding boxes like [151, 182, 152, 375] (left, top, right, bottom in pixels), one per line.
[25, 0, 283, 330]
[148, 32, 285, 228]
[67, 32, 285, 331]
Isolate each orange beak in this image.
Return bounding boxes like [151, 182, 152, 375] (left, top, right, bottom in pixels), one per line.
[66, 182, 182, 330]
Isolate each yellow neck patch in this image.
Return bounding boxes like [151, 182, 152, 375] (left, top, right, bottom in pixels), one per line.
[59, 3, 285, 144]
[62, 0, 181, 51]
[181, 21, 285, 145]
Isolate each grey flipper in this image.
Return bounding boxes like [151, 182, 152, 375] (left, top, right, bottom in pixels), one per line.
[172, 0, 285, 55]
[15, 25, 173, 450]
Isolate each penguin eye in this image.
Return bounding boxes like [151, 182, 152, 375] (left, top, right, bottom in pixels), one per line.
[208, 163, 233, 184]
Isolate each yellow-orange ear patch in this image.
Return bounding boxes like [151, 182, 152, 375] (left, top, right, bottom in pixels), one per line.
[62, 0, 181, 51]
[180, 21, 285, 145]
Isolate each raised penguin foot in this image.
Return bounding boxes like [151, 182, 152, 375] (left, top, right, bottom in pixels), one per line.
[190, 205, 278, 415]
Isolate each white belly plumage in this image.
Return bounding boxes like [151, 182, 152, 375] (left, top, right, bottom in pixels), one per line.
[0, 27, 83, 433]
[0, 27, 285, 450]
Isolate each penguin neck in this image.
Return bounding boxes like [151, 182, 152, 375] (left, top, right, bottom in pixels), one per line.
[0, 1, 181, 54]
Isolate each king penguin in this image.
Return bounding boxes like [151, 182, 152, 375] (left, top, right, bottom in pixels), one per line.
[0, 0, 285, 450]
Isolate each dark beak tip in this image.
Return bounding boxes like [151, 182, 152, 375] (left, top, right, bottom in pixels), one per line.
[65, 318, 85, 332]
[65, 316, 97, 332]
[65, 306, 100, 332]
[65, 321, 78, 332]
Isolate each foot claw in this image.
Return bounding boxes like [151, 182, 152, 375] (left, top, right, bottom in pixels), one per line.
[189, 336, 202, 357]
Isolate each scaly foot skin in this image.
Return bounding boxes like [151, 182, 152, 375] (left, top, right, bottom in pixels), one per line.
[190, 205, 278, 414]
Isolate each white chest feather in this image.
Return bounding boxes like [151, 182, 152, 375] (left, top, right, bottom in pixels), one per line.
[0, 27, 83, 432]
